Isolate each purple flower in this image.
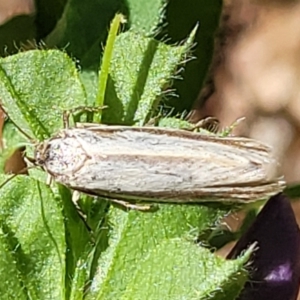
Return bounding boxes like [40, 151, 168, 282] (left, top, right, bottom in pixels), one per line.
[227, 193, 300, 300]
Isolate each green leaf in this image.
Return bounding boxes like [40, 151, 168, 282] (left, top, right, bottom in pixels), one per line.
[46, 0, 128, 62]
[156, 0, 223, 113]
[0, 49, 87, 140]
[85, 204, 232, 299]
[35, 0, 67, 38]
[57, 186, 94, 300]
[158, 116, 195, 129]
[284, 184, 300, 200]
[124, 239, 250, 299]
[128, 0, 166, 33]
[0, 175, 65, 299]
[102, 29, 195, 125]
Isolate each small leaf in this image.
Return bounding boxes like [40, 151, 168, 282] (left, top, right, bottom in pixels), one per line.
[102, 29, 195, 125]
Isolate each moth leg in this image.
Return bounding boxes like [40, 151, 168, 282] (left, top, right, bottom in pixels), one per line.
[144, 114, 162, 127]
[187, 116, 220, 133]
[219, 117, 246, 137]
[63, 105, 107, 128]
[46, 174, 52, 185]
[72, 191, 87, 220]
[111, 199, 154, 212]
[71, 191, 94, 233]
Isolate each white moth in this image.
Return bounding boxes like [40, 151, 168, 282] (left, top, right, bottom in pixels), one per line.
[34, 124, 285, 204]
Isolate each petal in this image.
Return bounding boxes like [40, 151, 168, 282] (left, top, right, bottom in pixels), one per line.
[227, 193, 300, 300]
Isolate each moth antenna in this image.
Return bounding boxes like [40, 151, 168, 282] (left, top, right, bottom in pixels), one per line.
[62, 105, 108, 128]
[189, 116, 220, 133]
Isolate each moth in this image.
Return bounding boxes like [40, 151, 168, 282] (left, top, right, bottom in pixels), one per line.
[33, 123, 285, 204]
